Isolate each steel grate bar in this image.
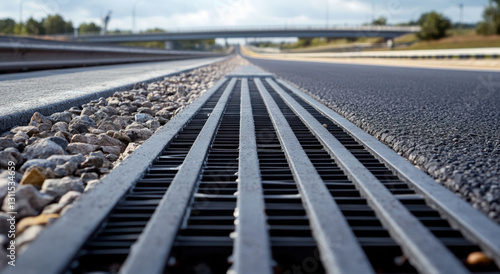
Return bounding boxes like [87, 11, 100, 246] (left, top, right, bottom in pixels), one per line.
[277, 78, 500, 267]
[254, 78, 374, 274]
[119, 78, 237, 274]
[164, 84, 241, 273]
[228, 77, 273, 274]
[265, 78, 469, 274]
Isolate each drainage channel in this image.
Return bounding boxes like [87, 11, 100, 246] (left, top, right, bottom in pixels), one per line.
[7, 66, 500, 274]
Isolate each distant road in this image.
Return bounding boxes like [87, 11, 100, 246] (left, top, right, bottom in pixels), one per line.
[242, 46, 500, 71]
[246, 56, 500, 219]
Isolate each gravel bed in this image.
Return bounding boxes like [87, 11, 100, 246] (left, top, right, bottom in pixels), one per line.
[247, 57, 500, 224]
[0, 56, 247, 267]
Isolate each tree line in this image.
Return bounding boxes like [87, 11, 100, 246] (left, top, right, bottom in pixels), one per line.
[0, 14, 100, 36]
[370, 0, 500, 40]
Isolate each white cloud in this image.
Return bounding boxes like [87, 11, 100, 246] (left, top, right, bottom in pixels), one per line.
[0, 0, 490, 31]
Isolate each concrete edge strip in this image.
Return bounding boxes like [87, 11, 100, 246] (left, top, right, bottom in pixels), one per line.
[119, 78, 237, 274]
[0, 55, 219, 73]
[2, 77, 229, 274]
[312, 55, 499, 60]
[277, 78, 500, 267]
[254, 78, 374, 274]
[266, 78, 469, 274]
[0, 56, 231, 133]
[230, 78, 273, 274]
[0, 41, 223, 55]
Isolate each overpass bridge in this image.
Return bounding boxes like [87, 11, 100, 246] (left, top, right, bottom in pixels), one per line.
[70, 25, 420, 44]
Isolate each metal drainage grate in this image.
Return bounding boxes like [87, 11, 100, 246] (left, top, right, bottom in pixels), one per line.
[9, 68, 500, 274]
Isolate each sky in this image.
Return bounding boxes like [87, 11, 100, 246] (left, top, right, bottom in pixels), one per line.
[0, 0, 491, 32]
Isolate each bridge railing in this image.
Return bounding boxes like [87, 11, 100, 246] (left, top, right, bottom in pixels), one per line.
[46, 25, 421, 39]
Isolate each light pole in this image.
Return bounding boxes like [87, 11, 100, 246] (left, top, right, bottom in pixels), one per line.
[371, 0, 375, 22]
[19, 0, 25, 24]
[459, 3, 464, 30]
[132, 0, 142, 33]
[326, 0, 329, 28]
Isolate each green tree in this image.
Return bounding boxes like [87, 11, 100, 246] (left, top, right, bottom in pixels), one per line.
[296, 37, 313, 47]
[417, 12, 451, 40]
[176, 39, 216, 50]
[143, 28, 165, 33]
[372, 16, 387, 26]
[206, 39, 215, 46]
[65, 21, 73, 33]
[477, 0, 500, 35]
[0, 18, 16, 34]
[78, 22, 101, 34]
[13, 23, 27, 35]
[25, 17, 44, 35]
[43, 14, 71, 34]
[417, 13, 430, 26]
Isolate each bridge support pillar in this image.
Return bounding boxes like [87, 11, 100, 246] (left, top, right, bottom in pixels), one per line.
[386, 38, 394, 49]
[164, 41, 174, 50]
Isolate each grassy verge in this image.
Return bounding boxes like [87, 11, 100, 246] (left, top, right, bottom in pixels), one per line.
[380, 30, 500, 51]
[267, 29, 500, 52]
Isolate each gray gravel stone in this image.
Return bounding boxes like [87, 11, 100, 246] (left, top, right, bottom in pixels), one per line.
[1, 185, 54, 219]
[136, 107, 154, 115]
[47, 154, 85, 166]
[13, 131, 29, 144]
[41, 177, 84, 200]
[97, 121, 121, 131]
[156, 108, 172, 119]
[46, 136, 68, 150]
[91, 110, 109, 123]
[51, 122, 69, 133]
[70, 114, 96, 127]
[0, 138, 17, 151]
[0, 149, 24, 169]
[68, 123, 89, 134]
[125, 122, 146, 130]
[42, 190, 81, 215]
[100, 146, 121, 156]
[50, 112, 73, 124]
[144, 119, 161, 130]
[96, 134, 125, 152]
[10, 126, 39, 137]
[29, 112, 52, 124]
[66, 143, 98, 155]
[20, 159, 56, 173]
[135, 113, 154, 123]
[80, 172, 99, 184]
[24, 139, 66, 159]
[125, 128, 153, 142]
[82, 151, 110, 169]
[53, 162, 79, 177]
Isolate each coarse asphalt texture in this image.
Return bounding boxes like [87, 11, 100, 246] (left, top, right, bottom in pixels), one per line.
[246, 56, 500, 222]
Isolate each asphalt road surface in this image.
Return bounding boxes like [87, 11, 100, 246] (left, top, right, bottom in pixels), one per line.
[246, 56, 500, 222]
